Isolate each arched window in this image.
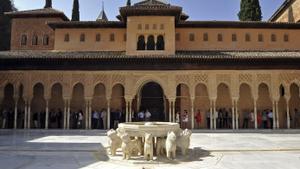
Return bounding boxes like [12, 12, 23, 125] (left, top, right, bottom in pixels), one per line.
[137, 35, 145, 50]
[64, 34, 70, 42]
[21, 35, 27, 46]
[43, 35, 49, 46]
[32, 35, 38, 45]
[147, 35, 155, 50]
[156, 35, 164, 50]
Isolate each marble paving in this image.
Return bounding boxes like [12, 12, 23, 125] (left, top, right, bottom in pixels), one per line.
[0, 130, 300, 169]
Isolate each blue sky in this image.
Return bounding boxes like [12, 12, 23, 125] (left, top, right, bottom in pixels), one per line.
[14, 0, 285, 21]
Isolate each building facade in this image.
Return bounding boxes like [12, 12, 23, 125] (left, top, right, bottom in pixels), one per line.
[1, 0, 300, 130]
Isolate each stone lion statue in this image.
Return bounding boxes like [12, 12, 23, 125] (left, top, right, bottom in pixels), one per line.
[176, 129, 192, 156]
[166, 131, 177, 159]
[120, 134, 141, 160]
[107, 129, 122, 156]
[144, 133, 153, 161]
[156, 137, 166, 156]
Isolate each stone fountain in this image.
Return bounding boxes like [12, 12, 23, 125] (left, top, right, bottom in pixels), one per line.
[107, 122, 192, 161]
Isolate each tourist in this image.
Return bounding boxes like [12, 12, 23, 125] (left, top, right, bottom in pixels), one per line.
[224, 109, 229, 128]
[195, 110, 202, 129]
[77, 110, 84, 129]
[113, 109, 122, 129]
[228, 110, 232, 129]
[145, 109, 151, 121]
[257, 111, 262, 129]
[40, 111, 45, 129]
[17, 110, 24, 129]
[175, 111, 180, 124]
[206, 110, 210, 129]
[268, 110, 273, 129]
[262, 110, 268, 129]
[7, 109, 14, 129]
[138, 110, 145, 121]
[92, 110, 99, 129]
[101, 109, 107, 129]
[294, 109, 299, 128]
[49, 109, 56, 128]
[214, 109, 219, 129]
[57, 109, 62, 129]
[1, 109, 8, 129]
[250, 110, 254, 128]
[182, 110, 189, 129]
[243, 111, 249, 129]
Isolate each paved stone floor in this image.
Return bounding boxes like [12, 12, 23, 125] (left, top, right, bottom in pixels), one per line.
[0, 130, 300, 169]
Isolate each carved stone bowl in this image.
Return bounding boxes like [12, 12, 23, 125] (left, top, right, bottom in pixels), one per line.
[118, 122, 180, 137]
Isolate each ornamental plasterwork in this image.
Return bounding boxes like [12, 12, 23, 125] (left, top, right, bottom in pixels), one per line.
[30, 73, 48, 87]
[92, 74, 108, 86]
[0, 73, 23, 88]
[216, 74, 231, 86]
[175, 74, 191, 86]
[279, 73, 300, 85]
[49, 73, 64, 87]
[256, 74, 271, 87]
[194, 74, 208, 85]
[238, 73, 253, 85]
[71, 73, 86, 87]
[111, 74, 126, 86]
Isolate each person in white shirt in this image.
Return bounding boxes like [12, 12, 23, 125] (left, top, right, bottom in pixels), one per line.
[145, 109, 151, 121]
[182, 110, 189, 129]
[268, 110, 273, 129]
[92, 110, 99, 129]
[175, 111, 180, 124]
[101, 109, 107, 129]
[138, 111, 145, 121]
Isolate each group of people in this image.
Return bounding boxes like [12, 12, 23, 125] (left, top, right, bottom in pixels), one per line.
[0, 109, 14, 129]
[70, 110, 84, 129]
[136, 109, 152, 121]
[91, 109, 107, 129]
[33, 109, 63, 129]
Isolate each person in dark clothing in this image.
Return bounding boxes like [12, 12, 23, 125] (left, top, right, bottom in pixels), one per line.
[57, 109, 63, 129]
[40, 111, 45, 129]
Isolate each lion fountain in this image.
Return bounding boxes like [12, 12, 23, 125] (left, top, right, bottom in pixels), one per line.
[106, 122, 192, 161]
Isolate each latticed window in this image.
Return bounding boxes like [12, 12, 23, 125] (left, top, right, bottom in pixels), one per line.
[271, 34, 276, 42]
[110, 33, 115, 41]
[80, 33, 85, 42]
[21, 35, 27, 46]
[203, 33, 208, 41]
[232, 34, 237, 42]
[189, 33, 195, 41]
[217, 33, 223, 42]
[32, 35, 38, 45]
[137, 35, 145, 50]
[156, 35, 165, 50]
[147, 35, 155, 50]
[43, 35, 49, 46]
[96, 34, 101, 42]
[284, 34, 289, 42]
[258, 34, 263, 42]
[245, 33, 251, 42]
[64, 34, 70, 42]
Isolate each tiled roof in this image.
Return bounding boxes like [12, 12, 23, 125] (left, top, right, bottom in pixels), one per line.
[48, 21, 125, 29]
[1, 51, 300, 59]
[5, 8, 69, 21]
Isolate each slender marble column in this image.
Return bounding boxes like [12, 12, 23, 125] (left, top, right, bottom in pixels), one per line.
[67, 100, 70, 129]
[254, 100, 258, 129]
[272, 101, 276, 129]
[45, 100, 49, 129]
[209, 100, 213, 130]
[14, 98, 18, 129]
[129, 101, 132, 122]
[27, 101, 31, 129]
[235, 100, 239, 130]
[107, 100, 111, 129]
[232, 100, 235, 130]
[276, 101, 279, 129]
[213, 100, 216, 130]
[191, 98, 195, 129]
[168, 101, 172, 122]
[63, 99, 67, 129]
[172, 101, 176, 122]
[85, 100, 89, 129]
[24, 100, 28, 129]
[286, 97, 290, 129]
[125, 101, 129, 122]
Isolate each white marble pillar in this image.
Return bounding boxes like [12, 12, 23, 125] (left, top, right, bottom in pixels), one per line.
[254, 100, 258, 129]
[232, 100, 235, 130]
[67, 100, 70, 129]
[172, 101, 176, 122]
[169, 101, 172, 122]
[85, 100, 89, 129]
[45, 100, 49, 129]
[107, 100, 111, 129]
[209, 100, 213, 130]
[63, 99, 67, 129]
[27, 101, 31, 129]
[235, 100, 239, 130]
[276, 101, 279, 129]
[191, 98, 195, 129]
[89, 100, 92, 129]
[129, 101, 132, 122]
[272, 101, 276, 129]
[125, 101, 129, 122]
[213, 100, 216, 130]
[14, 98, 18, 129]
[24, 100, 28, 129]
[286, 97, 290, 129]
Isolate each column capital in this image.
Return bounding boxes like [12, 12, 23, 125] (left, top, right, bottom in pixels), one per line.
[85, 97, 93, 101]
[63, 97, 71, 101]
[231, 97, 239, 101]
[168, 98, 176, 102]
[284, 95, 291, 101]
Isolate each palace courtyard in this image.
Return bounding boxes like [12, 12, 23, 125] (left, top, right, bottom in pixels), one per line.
[0, 130, 299, 169]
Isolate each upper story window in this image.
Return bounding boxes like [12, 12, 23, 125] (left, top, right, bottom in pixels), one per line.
[21, 35, 27, 46]
[189, 33, 195, 41]
[96, 34, 101, 42]
[110, 33, 115, 41]
[203, 33, 208, 41]
[138, 24, 142, 30]
[217, 33, 223, 42]
[80, 33, 85, 42]
[156, 35, 165, 50]
[64, 34, 70, 42]
[245, 33, 251, 42]
[43, 35, 49, 46]
[271, 34, 276, 42]
[137, 35, 146, 50]
[145, 24, 149, 30]
[147, 35, 155, 50]
[32, 35, 38, 45]
[258, 34, 263, 42]
[232, 34, 237, 42]
[175, 33, 180, 41]
[284, 34, 289, 42]
[160, 24, 164, 30]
